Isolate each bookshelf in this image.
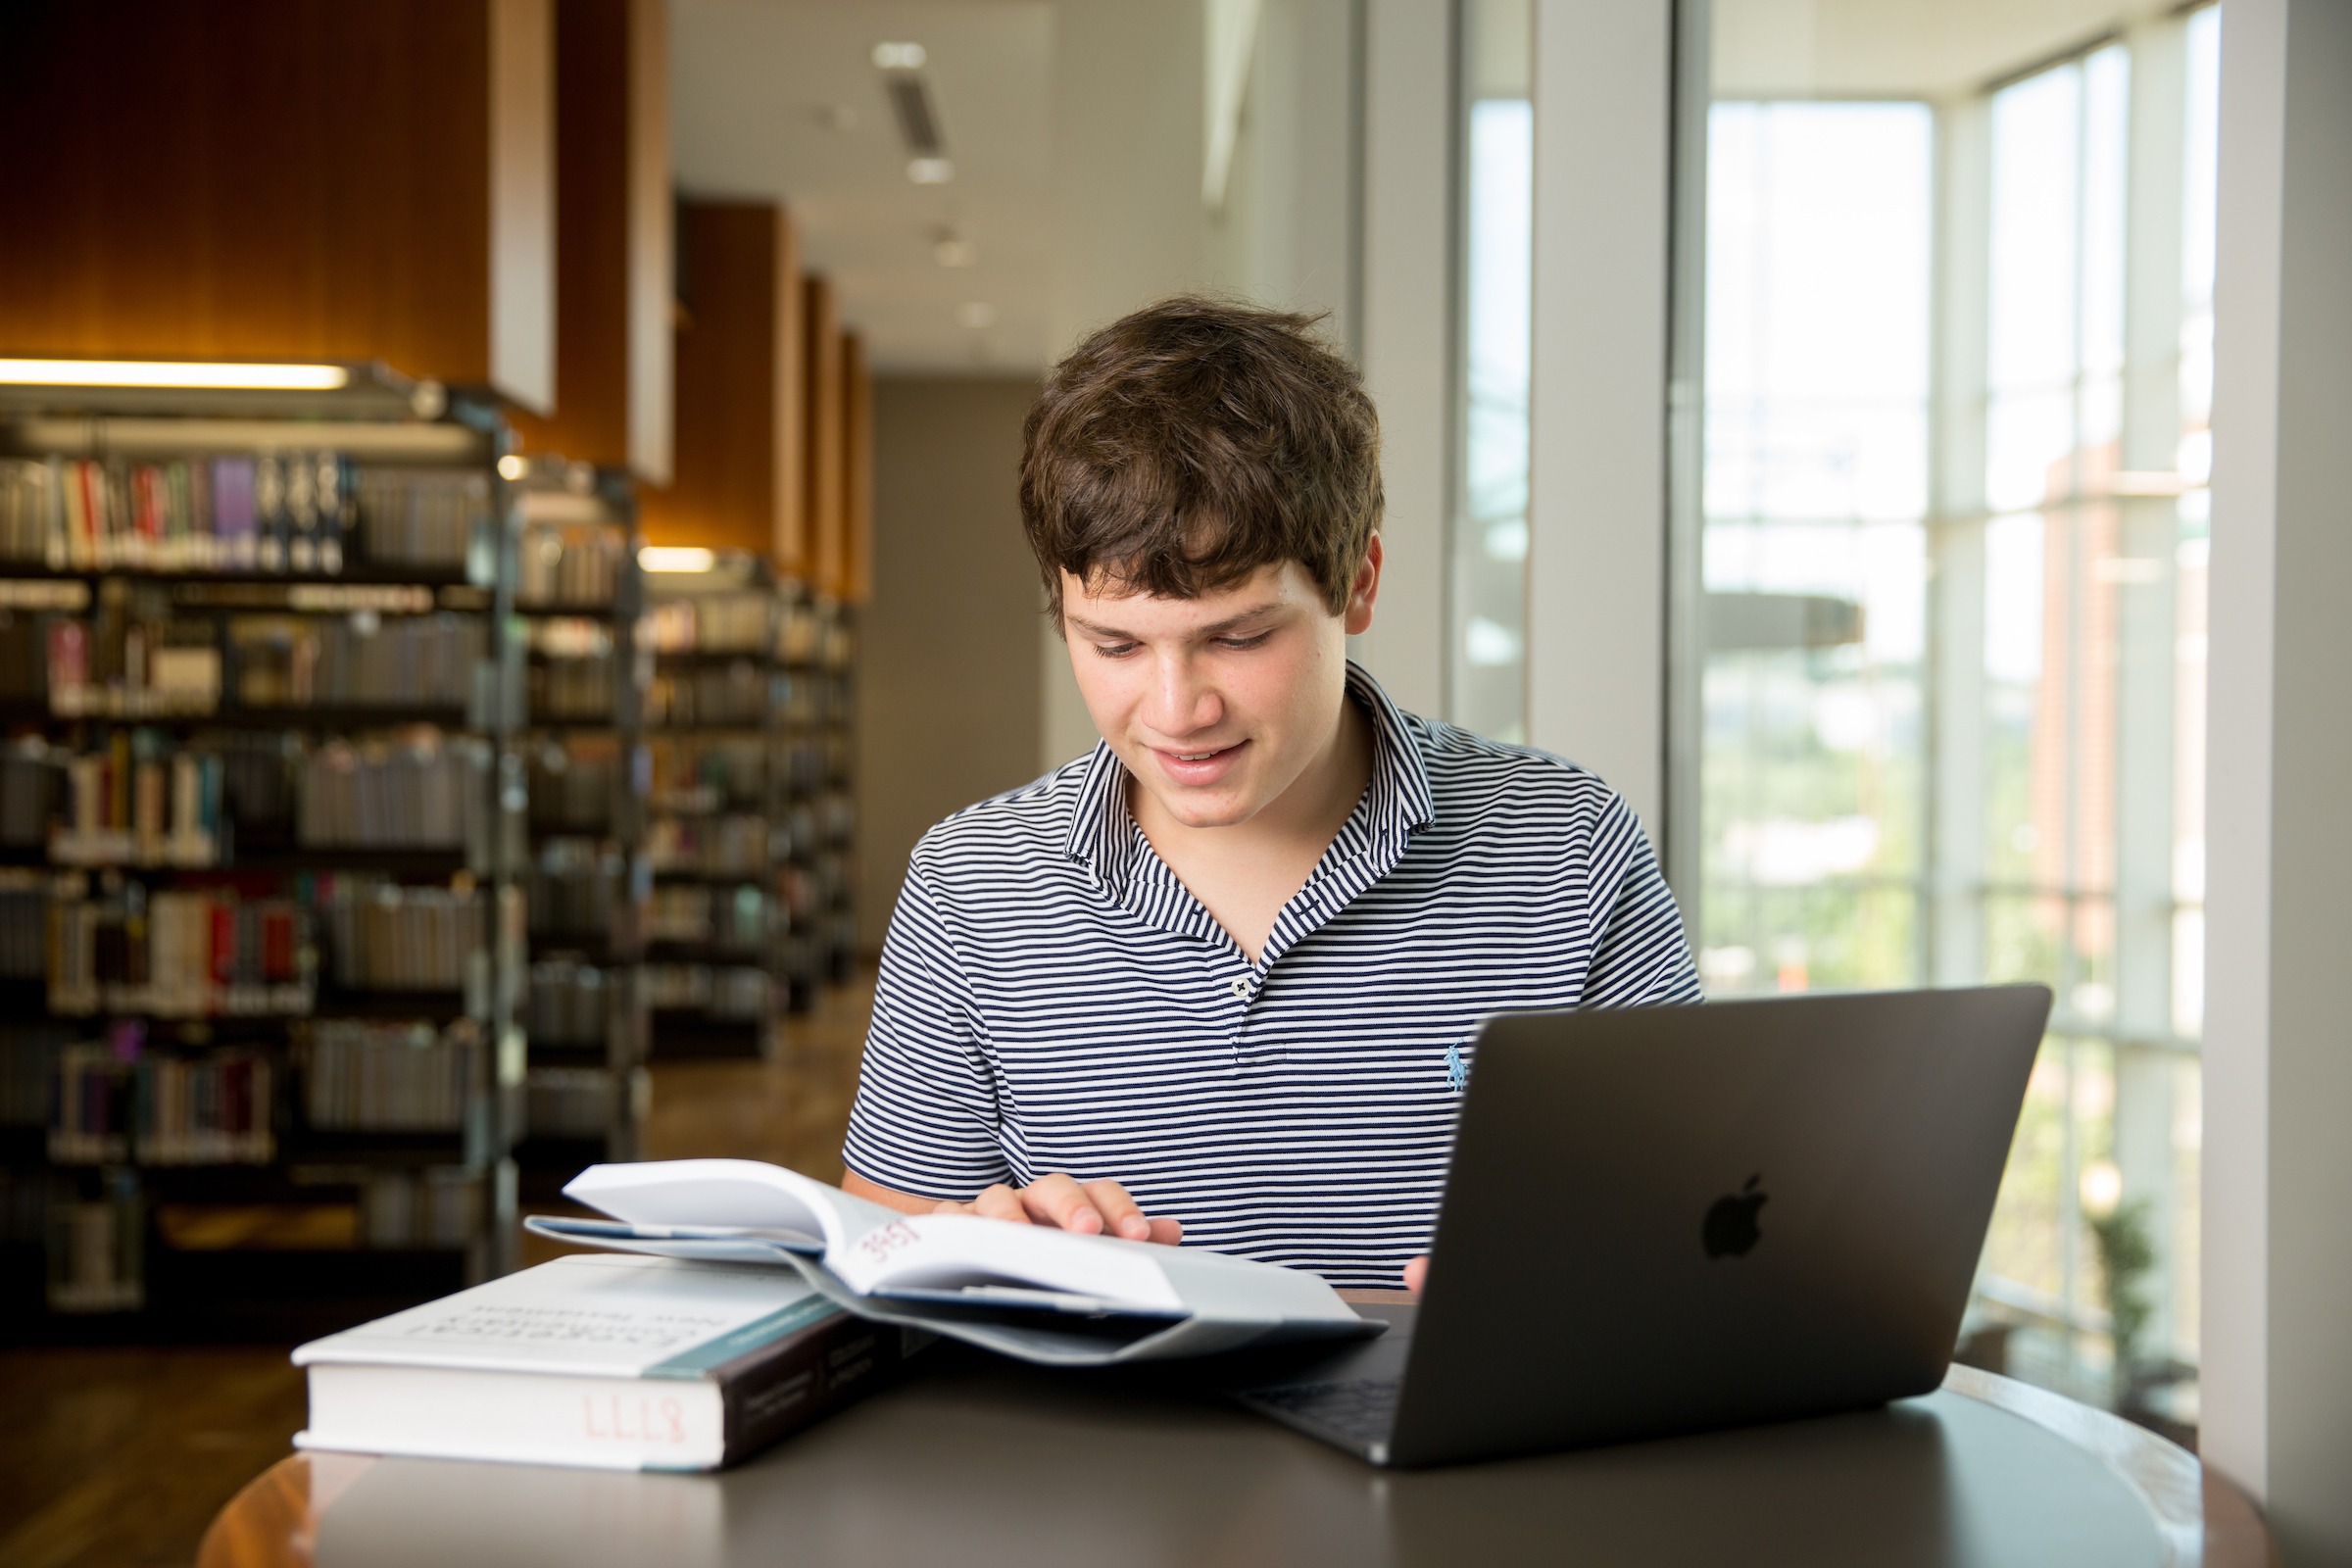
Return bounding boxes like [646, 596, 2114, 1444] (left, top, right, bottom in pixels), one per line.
[641, 554, 791, 1057]
[511, 460, 649, 1200]
[0, 366, 525, 1342]
[779, 591, 858, 1004]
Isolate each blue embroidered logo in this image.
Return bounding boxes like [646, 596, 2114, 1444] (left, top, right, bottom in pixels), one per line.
[1445, 1045, 1469, 1094]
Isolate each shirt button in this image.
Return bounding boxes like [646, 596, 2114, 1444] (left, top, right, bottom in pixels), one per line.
[1230, 976, 1250, 1001]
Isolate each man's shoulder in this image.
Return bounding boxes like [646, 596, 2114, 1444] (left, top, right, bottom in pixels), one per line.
[1399, 709, 1631, 825]
[908, 752, 1096, 873]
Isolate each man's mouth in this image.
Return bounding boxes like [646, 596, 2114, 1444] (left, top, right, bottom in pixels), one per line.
[1152, 741, 1248, 780]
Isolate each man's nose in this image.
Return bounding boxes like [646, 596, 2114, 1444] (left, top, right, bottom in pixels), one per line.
[1145, 653, 1221, 736]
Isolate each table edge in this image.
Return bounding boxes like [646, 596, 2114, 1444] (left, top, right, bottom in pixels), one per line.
[196, 1365, 2278, 1568]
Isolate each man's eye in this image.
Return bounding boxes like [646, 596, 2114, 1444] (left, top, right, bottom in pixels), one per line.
[1092, 641, 1140, 659]
[1217, 632, 1273, 651]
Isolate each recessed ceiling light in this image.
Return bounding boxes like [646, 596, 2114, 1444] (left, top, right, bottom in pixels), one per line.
[639, 547, 717, 573]
[0, 358, 349, 390]
[872, 41, 926, 71]
[907, 158, 955, 185]
[956, 303, 996, 330]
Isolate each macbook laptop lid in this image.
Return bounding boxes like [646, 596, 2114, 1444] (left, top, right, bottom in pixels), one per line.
[1234, 985, 2052, 1467]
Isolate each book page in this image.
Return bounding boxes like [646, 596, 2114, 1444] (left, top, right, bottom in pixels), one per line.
[563, 1160, 905, 1254]
[830, 1212, 1184, 1310]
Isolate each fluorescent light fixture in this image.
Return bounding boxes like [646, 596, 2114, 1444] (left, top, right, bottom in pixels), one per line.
[872, 40, 926, 70]
[907, 157, 955, 185]
[638, 546, 716, 573]
[0, 358, 349, 391]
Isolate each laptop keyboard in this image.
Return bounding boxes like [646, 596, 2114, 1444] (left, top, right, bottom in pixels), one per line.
[1246, 1377, 1402, 1443]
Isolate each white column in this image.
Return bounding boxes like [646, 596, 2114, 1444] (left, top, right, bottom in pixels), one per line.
[2111, 14, 2189, 1363]
[1350, 0, 1453, 720]
[2203, 0, 2352, 1556]
[1928, 95, 1993, 989]
[1525, 0, 1672, 832]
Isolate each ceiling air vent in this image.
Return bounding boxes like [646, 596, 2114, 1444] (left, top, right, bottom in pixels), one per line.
[872, 41, 952, 183]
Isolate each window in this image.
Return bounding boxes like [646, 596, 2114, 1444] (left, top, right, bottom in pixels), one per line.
[1676, 4, 2218, 1434]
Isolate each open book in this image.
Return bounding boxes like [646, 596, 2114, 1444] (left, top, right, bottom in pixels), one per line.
[525, 1159, 1382, 1367]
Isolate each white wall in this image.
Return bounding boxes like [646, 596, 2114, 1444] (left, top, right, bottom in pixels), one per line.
[859, 378, 1046, 948]
[1037, 0, 1364, 772]
[1349, 0, 1452, 721]
[2202, 0, 2352, 1558]
[1524, 0, 1672, 833]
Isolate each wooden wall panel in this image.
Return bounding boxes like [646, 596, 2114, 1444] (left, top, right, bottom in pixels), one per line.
[0, 0, 554, 411]
[804, 277, 847, 597]
[508, 0, 671, 477]
[842, 333, 874, 605]
[639, 203, 805, 564]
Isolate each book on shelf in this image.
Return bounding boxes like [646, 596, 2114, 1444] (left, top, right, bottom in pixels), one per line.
[0, 456, 488, 577]
[298, 736, 490, 854]
[51, 742, 223, 866]
[529, 1159, 1380, 1368]
[48, 889, 314, 1017]
[321, 882, 483, 995]
[293, 1252, 910, 1470]
[45, 1170, 143, 1314]
[515, 522, 623, 609]
[48, 1030, 271, 1168]
[299, 1019, 481, 1134]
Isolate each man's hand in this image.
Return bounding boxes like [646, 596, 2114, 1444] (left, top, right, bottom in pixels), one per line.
[1403, 1255, 1429, 1295]
[934, 1173, 1183, 1246]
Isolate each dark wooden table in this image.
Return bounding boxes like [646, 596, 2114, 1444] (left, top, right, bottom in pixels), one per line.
[201, 1307, 2276, 1568]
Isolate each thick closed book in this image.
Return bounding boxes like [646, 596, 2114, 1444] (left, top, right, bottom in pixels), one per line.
[525, 1158, 1383, 1367]
[293, 1252, 905, 1471]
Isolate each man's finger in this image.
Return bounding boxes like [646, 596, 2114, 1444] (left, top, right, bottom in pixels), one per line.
[1145, 1216, 1183, 1247]
[1402, 1255, 1429, 1295]
[970, 1184, 1033, 1224]
[1082, 1179, 1152, 1242]
[1016, 1173, 1103, 1234]
[932, 1200, 973, 1216]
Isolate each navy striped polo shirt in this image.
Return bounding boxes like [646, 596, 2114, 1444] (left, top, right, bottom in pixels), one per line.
[842, 661, 1702, 1288]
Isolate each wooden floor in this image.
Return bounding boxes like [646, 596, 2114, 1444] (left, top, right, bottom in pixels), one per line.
[0, 973, 876, 1568]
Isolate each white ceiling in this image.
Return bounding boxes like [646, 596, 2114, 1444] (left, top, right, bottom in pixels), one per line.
[670, 0, 1056, 374]
[1713, 0, 2189, 97]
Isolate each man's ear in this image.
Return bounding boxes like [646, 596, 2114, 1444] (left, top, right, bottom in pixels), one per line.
[1343, 535, 1383, 636]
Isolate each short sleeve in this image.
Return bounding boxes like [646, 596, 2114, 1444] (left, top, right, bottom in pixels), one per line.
[840, 861, 1014, 1199]
[1579, 794, 1705, 1007]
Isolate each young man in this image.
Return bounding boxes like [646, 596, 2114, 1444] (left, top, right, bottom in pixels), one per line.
[841, 297, 1700, 1290]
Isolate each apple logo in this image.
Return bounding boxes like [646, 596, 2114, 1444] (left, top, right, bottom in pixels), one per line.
[1701, 1173, 1768, 1259]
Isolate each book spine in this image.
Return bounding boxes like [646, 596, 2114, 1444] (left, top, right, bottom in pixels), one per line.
[707, 1307, 911, 1466]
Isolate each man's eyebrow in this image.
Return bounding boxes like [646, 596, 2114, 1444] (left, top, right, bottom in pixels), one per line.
[1065, 601, 1289, 641]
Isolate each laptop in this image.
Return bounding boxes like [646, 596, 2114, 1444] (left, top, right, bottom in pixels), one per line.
[1226, 984, 2052, 1467]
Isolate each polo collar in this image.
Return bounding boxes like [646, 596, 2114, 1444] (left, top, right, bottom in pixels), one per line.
[1061, 659, 1436, 898]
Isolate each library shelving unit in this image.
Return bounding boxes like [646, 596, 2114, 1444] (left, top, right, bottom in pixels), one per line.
[0, 365, 526, 1342]
[640, 552, 796, 1059]
[511, 461, 649, 1201]
[778, 591, 858, 1004]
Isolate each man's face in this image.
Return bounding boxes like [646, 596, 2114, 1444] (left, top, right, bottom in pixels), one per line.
[1060, 545, 1380, 830]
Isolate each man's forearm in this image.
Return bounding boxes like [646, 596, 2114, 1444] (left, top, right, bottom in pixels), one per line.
[842, 1169, 947, 1214]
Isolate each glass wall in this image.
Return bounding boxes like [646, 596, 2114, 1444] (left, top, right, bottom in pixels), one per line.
[1676, 3, 2218, 1437]
[1450, 0, 1532, 741]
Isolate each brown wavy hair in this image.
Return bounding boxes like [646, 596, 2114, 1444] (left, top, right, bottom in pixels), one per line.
[1019, 296, 1383, 624]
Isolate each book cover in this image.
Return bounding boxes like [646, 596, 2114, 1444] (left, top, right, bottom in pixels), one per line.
[293, 1252, 907, 1471]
